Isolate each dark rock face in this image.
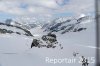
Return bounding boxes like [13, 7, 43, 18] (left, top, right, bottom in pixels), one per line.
[31, 39, 39, 48]
[0, 22, 33, 37]
[42, 33, 57, 43]
[31, 33, 63, 49]
[42, 16, 90, 34]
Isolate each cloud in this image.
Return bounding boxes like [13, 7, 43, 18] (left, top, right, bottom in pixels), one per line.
[60, 0, 95, 16]
[0, 1, 27, 15]
[56, 0, 69, 6]
[0, 0, 58, 17]
[0, 0, 95, 18]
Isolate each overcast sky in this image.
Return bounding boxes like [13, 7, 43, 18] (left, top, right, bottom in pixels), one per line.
[0, 0, 95, 22]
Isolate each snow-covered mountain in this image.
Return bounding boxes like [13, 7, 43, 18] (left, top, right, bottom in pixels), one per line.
[42, 15, 92, 34]
[5, 19, 38, 30]
[0, 22, 33, 37]
[0, 14, 96, 66]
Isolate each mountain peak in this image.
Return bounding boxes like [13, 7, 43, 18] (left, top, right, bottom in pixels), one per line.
[79, 14, 86, 18]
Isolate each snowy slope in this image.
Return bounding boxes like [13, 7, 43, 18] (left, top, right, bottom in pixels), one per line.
[0, 23, 33, 36]
[42, 15, 92, 34]
[5, 18, 38, 30]
[0, 16, 96, 66]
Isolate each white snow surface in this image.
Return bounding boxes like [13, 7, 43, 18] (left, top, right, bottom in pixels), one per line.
[0, 20, 97, 66]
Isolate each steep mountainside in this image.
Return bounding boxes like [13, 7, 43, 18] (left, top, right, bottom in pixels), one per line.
[0, 22, 33, 37]
[42, 15, 92, 34]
